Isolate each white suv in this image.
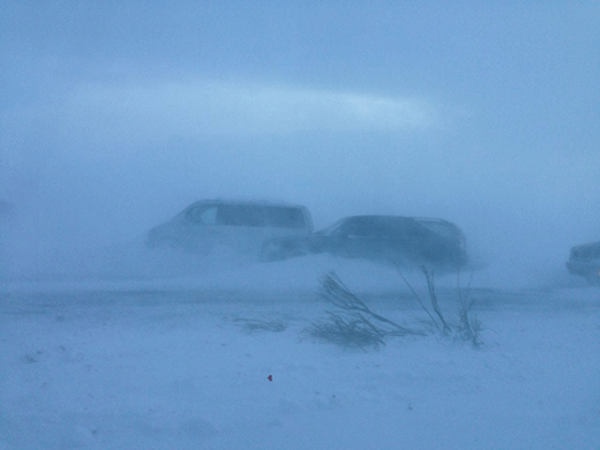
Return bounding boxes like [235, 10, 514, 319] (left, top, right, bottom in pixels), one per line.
[147, 199, 313, 259]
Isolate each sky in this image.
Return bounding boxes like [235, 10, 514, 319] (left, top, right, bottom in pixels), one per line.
[1, 1, 599, 284]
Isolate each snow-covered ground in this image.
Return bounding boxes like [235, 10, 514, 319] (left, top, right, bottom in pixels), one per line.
[1, 256, 599, 449]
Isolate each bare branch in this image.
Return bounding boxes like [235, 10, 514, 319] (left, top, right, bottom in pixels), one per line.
[422, 267, 451, 333]
[392, 261, 442, 333]
[319, 272, 420, 336]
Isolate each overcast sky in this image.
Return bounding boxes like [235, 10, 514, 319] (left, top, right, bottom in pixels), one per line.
[1, 1, 599, 282]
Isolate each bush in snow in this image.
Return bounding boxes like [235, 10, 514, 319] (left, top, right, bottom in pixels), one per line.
[309, 269, 482, 349]
[306, 272, 423, 349]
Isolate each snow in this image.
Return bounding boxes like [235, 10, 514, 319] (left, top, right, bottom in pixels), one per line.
[1, 258, 599, 449]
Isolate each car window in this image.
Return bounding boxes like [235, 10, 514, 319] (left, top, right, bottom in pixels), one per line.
[347, 221, 384, 237]
[575, 245, 600, 260]
[263, 206, 306, 228]
[199, 207, 218, 224]
[342, 217, 410, 238]
[415, 220, 457, 238]
[216, 205, 307, 228]
[329, 218, 371, 237]
[185, 204, 218, 224]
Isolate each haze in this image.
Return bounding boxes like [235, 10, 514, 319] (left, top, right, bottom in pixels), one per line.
[1, 1, 598, 287]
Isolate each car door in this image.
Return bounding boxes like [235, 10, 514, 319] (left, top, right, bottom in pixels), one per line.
[181, 203, 221, 251]
[331, 219, 386, 260]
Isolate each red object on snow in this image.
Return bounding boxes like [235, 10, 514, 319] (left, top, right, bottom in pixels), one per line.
[268, 375, 273, 382]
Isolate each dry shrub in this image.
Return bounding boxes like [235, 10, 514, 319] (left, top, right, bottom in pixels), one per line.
[307, 272, 423, 349]
[309, 269, 482, 349]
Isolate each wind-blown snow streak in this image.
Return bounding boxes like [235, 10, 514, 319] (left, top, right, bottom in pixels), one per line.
[42, 80, 438, 143]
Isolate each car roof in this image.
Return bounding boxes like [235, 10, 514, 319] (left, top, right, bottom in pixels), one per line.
[187, 198, 309, 209]
[323, 215, 462, 236]
[339, 215, 432, 224]
[571, 241, 600, 250]
[325, 215, 417, 230]
[413, 217, 454, 225]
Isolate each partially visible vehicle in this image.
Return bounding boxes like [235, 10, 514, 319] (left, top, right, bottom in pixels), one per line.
[566, 241, 600, 285]
[261, 215, 468, 270]
[147, 199, 313, 259]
